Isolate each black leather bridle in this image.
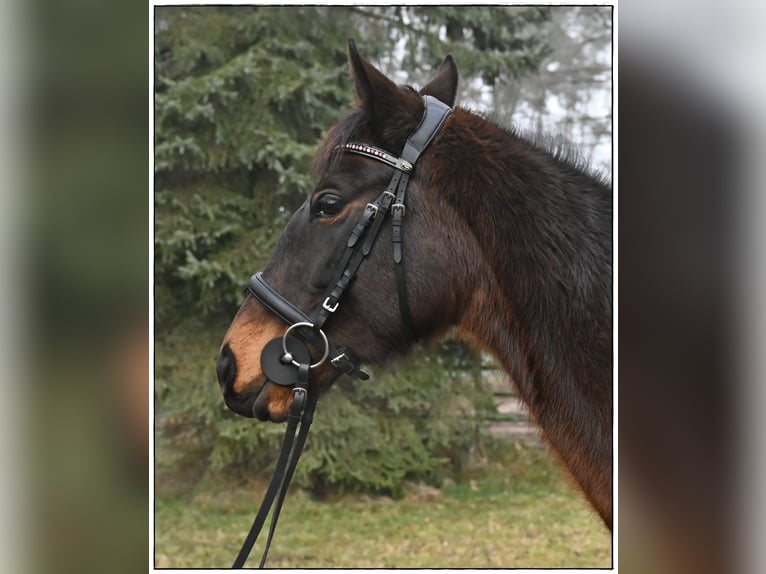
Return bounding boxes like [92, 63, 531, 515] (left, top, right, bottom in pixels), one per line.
[231, 95, 452, 568]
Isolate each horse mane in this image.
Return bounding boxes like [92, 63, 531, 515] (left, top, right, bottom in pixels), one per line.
[314, 104, 611, 190]
[509, 126, 612, 188]
[469, 109, 611, 188]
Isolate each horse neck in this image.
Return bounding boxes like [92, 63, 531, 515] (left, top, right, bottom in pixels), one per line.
[435, 110, 613, 523]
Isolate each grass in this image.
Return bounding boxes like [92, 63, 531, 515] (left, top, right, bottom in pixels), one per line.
[154, 443, 611, 568]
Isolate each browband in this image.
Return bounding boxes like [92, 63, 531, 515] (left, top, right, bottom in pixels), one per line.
[340, 143, 414, 173]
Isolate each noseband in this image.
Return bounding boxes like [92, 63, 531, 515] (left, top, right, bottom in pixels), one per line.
[232, 95, 452, 568]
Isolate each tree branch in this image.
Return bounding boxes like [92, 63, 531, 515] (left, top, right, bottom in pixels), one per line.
[343, 6, 440, 40]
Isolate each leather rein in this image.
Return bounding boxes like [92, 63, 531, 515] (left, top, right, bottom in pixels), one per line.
[231, 95, 452, 568]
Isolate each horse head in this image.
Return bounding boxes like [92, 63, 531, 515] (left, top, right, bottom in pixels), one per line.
[216, 41, 481, 421]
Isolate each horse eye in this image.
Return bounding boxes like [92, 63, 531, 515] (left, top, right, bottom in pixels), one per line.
[316, 195, 345, 218]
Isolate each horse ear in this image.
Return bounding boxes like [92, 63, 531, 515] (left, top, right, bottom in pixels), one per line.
[348, 38, 402, 116]
[420, 55, 459, 107]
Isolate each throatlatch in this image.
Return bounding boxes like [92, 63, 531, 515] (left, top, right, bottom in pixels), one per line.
[232, 95, 452, 568]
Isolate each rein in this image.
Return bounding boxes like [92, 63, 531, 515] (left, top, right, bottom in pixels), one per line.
[232, 95, 452, 568]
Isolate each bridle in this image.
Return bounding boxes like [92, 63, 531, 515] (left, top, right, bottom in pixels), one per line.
[230, 95, 452, 568]
[232, 94, 452, 569]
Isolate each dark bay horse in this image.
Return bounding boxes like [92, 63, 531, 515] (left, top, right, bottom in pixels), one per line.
[217, 41, 612, 528]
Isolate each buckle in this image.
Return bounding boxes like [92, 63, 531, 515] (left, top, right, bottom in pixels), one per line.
[365, 203, 379, 218]
[322, 297, 339, 313]
[330, 352, 349, 367]
[382, 191, 396, 200]
[391, 203, 406, 216]
[292, 387, 307, 409]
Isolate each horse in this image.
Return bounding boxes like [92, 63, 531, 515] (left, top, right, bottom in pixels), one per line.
[216, 40, 613, 529]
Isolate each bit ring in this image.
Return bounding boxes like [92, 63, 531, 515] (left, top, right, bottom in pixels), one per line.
[281, 322, 329, 369]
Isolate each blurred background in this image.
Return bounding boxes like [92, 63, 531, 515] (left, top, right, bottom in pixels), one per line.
[3, 0, 766, 573]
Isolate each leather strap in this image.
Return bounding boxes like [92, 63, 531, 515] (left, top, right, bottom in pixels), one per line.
[401, 95, 453, 165]
[391, 172, 413, 338]
[391, 96, 452, 340]
[249, 272, 311, 326]
[232, 369, 316, 569]
[231, 396, 305, 568]
[362, 171, 400, 256]
[258, 394, 316, 567]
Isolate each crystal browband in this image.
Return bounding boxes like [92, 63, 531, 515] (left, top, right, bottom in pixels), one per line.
[338, 142, 413, 173]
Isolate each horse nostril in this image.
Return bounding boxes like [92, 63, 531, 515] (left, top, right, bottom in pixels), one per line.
[215, 344, 237, 393]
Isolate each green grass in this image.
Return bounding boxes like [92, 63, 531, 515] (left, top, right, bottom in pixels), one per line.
[154, 444, 611, 568]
